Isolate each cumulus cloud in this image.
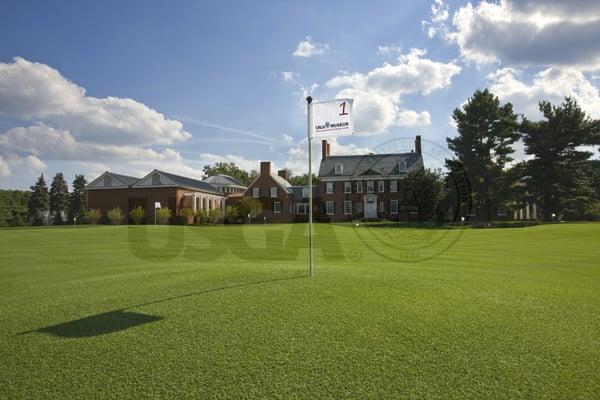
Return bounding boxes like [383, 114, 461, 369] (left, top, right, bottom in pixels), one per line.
[0, 57, 191, 145]
[487, 67, 600, 119]
[0, 155, 11, 176]
[0, 153, 47, 177]
[422, 0, 450, 38]
[293, 37, 330, 58]
[325, 48, 460, 134]
[446, 0, 600, 70]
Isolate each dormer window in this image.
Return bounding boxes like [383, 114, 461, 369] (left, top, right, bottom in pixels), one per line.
[335, 163, 343, 175]
[399, 160, 407, 173]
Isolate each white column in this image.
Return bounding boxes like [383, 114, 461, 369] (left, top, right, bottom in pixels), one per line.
[525, 203, 530, 220]
[192, 193, 197, 213]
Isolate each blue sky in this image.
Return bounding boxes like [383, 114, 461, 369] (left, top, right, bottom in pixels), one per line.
[1, 0, 599, 188]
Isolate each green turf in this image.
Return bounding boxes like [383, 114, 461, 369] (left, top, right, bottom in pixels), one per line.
[1, 223, 599, 399]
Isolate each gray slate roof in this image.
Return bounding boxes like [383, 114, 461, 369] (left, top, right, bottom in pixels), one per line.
[318, 152, 423, 178]
[203, 174, 246, 187]
[110, 172, 141, 187]
[156, 170, 222, 194]
[290, 186, 318, 200]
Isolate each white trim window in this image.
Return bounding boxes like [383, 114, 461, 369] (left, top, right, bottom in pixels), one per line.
[379, 201, 385, 213]
[273, 201, 281, 213]
[296, 203, 309, 214]
[270, 187, 277, 198]
[344, 182, 351, 194]
[390, 180, 397, 193]
[378, 181, 385, 193]
[335, 163, 343, 175]
[357, 202, 363, 213]
[326, 182, 334, 194]
[326, 201, 334, 215]
[390, 200, 399, 214]
[357, 181, 363, 193]
[344, 201, 352, 215]
[367, 181, 374, 193]
[399, 160, 407, 173]
[302, 187, 309, 198]
[253, 187, 260, 198]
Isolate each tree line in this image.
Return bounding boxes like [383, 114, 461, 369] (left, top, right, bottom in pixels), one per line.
[446, 90, 600, 224]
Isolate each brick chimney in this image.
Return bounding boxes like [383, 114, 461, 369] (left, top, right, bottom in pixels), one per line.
[278, 169, 289, 181]
[415, 135, 422, 154]
[260, 161, 271, 176]
[322, 140, 330, 160]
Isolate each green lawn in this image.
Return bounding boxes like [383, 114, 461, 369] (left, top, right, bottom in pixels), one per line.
[1, 223, 599, 399]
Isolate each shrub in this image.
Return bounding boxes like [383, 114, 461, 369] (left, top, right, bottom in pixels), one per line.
[83, 209, 101, 224]
[107, 207, 124, 225]
[195, 209, 208, 224]
[209, 208, 222, 224]
[239, 197, 263, 220]
[52, 212, 64, 225]
[129, 206, 146, 225]
[9, 209, 25, 227]
[156, 207, 171, 225]
[182, 207, 194, 225]
[225, 206, 239, 224]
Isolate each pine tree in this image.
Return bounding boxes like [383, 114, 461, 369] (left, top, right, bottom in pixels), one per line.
[522, 98, 600, 221]
[49, 172, 69, 225]
[27, 174, 49, 225]
[445, 89, 520, 225]
[68, 174, 88, 223]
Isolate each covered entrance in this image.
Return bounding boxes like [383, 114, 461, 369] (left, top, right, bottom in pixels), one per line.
[364, 194, 377, 220]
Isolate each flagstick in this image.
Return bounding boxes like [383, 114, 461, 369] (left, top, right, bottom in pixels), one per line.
[306, 96, 314, 277]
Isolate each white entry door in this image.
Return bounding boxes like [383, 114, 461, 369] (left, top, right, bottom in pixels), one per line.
[364, 195, 377, 219]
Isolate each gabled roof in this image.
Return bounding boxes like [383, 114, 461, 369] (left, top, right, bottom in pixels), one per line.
[85, 171, 141, 190]
[272, 174, 292, 193]
[290, 186, 318, 200]
[133, 169, 222, 195]
[318, 152, 423, 178]
[203, 174, 246, 187]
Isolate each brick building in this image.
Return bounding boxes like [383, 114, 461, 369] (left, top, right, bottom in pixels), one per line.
[317, 136, 424, 222]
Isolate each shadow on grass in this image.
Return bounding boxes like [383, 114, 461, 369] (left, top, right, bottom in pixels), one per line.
[19, 274, 308, 338]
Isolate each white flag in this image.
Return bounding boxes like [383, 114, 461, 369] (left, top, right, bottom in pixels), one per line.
[310, 98, 354, 138]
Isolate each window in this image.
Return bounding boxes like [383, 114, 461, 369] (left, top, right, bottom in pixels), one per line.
[271, 187, 277, 198]
[390, 181, 397, 193]
[357, 181, 363, 193]
[497, 207, 507, 216]
[273, 201, 281, 213]
[326, 182, 334, 194]
[296, 203, 309, 214]
[390, 200, 399, 214]
[335, 163, 343, 175]
[302, 187, 309, 198]
[378, 181, 385, 193]
[399, 160, 407, 173]
[357, 202, 363, 213]
[344, 182, 351, 194]
[379, 201, 385, 213]
[326, 201, 334, 215]
[344, 201, 352, 215]
[367, 181, 374, 193]
[253, 187, 260, 198]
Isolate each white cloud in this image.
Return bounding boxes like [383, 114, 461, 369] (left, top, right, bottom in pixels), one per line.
[293, 37, 330, 58]
[0, 57, 191, 145]
[0, 155, 10, 176]
[377, 44, 402, 57]
[325, 48, 460, 134]
[487, 67, 600, 118]
[0, 153, 47, 177]
[396, 110, 432, 127]
[447, 0, 600, 70]
[282, 134, 294, 144]
[423, 0, 450, 38]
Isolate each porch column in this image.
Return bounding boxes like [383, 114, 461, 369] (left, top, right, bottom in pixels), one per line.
[192, 193, 197, 213]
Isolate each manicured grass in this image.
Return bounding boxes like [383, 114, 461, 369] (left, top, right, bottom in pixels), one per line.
[1, 223, 599, 399]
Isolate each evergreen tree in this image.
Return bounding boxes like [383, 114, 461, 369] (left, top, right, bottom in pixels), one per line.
[521, 98, 600, 221]
[446, 89, 520, 225]
[399, 169, 444, 222]
[49, 172, 69, 225]
[27, 174, 49, 225]
[68, 174, 88, 222]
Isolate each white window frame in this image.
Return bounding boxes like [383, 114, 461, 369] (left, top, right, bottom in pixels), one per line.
[302, 187, 309, 198]
[378, 181, 385, 193]
[357, 181, 363, 193]
[379, 201, 385, 213]
[326, 201, 334, 215]
[273, 201, 281, 213]
[390, 180, 397, 193]
[326, 182, 334, 194]
[390, 200, 399, 214]
[399, 160, 407, 172]
[253, 187, 260, 198]
[344, 200, 352, 215]
[270, 187, 277, 198]
[335, 163, 343, 175]
[344, 182, 351, 194]
[367, 181, 374, 193]
[296, 203, 309, 214]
